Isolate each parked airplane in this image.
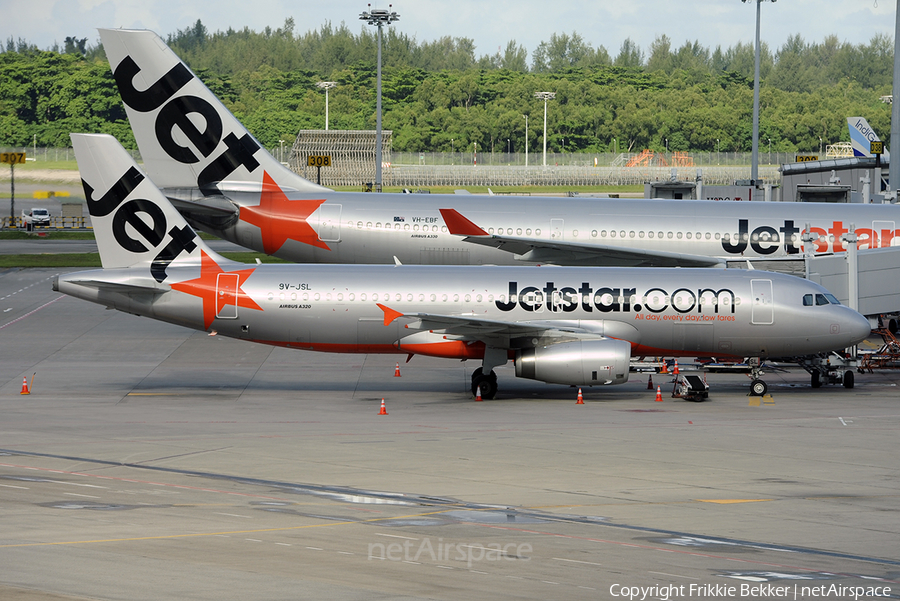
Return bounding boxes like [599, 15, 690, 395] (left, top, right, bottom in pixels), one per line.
[848, 117, 889, 159]
[55, 134, 871, 398]
[99, 28, 900, 270]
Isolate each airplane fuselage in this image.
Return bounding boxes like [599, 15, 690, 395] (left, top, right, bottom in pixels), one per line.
[176, 189, 900, 266]
[57, 263, 869, 361]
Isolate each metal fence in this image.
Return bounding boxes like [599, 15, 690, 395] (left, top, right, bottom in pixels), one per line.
[1, 147, 785, 187]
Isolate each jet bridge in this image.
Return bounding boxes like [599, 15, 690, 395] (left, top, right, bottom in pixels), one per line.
[806, 246, 900, 317]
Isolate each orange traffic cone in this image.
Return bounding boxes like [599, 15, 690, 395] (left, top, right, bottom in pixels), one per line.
[20, 376, 30, 395]
[673, 360, 680, 376]
[393, 363, 401, 377]
[655, 386, 663, 402]
[576, 388, 584, 404]
[475, 385, 483, 402]
[378, 398, 388, 415]
[647, 375, 653, 390]
[660, 360, 668, 374]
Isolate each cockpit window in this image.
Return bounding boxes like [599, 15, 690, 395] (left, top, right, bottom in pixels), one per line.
[805, 293, 842, 306]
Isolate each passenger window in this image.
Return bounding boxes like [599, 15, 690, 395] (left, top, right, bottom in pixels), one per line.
[591, 230, 597, 237]
[279, 293, 285, 301]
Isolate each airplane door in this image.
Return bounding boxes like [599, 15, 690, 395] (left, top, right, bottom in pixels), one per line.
[750, 279, 773, 325]
[318, 204, 342, 242]
[550, 219, 564, 241]
[216, 273, 239, 319]
[873, 221, 895, 247]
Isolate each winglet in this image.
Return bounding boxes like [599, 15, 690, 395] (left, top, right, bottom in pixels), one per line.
[377, 303, 405, 326]
[439, 208, 489, 236]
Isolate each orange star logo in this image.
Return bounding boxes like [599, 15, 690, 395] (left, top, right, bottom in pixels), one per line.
[170, 250, 263, 330]
[239, 171, 330, 254]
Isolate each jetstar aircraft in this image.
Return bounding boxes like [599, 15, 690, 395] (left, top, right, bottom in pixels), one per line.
[100, 28, 900, 270]
[55, 134, 871, 398]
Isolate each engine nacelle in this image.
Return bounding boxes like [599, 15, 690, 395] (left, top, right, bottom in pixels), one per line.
[515, 339, 631, 386]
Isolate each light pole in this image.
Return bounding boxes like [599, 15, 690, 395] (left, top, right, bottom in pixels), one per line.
[767, 138, 771, 164]
[534, 92, 555, 167]
[819, 136, 823, 156]
[360, 4, 399, 192]
[613, 138, 617, 156]
[522, 114, 528, 167]
[742, 0, 776, 184]
[279, 139, 285, 163]
[716, 138, 720, 164]
[665, 138, 668, 153]
[316, 81, 337, 131]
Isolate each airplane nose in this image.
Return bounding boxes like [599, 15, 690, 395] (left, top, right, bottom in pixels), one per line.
[846, 310, 873, 346]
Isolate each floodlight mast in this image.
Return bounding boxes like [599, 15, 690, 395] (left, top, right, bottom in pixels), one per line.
[360, 4, 399, 192]
[743, 0, 775, 185]
[317, 82, 337, 131]
[534, 92, 555, 167]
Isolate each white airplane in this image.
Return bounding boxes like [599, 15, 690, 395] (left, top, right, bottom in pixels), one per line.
[55, 134, 872, 398]
[99, 28, 900, 270]
[848, 117, 889, 159]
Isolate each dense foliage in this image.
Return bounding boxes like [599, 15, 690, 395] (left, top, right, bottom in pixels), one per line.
[0, 20, 894, 154]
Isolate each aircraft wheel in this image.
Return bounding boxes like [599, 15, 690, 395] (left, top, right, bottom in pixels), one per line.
[749, 379, 767, 396]
[843, 370, 855, 389]
[811, 371, 822, 388]
[472, 374, 498, 399]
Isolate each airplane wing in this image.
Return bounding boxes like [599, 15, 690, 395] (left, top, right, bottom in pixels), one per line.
[377, 304, 640, 347]
[439, 208, 725, 268]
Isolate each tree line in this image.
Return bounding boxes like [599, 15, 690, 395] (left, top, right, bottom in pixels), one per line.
[0, 19, 893, 155]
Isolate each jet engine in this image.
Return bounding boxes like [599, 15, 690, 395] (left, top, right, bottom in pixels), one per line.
[515, 338, 631, 386]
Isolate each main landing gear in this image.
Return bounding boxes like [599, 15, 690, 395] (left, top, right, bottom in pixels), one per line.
[471, 368, 498, 400]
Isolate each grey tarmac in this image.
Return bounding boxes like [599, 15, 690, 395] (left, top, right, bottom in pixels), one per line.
[1, 267, 898, 600]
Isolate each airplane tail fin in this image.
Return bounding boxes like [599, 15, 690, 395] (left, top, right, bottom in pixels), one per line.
[71, 133, 220, 279]
[848, 117, 890, 159]
[98, 28, 328, 196]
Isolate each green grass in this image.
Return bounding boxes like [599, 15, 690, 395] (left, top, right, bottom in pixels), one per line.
[0, 251, 287, 268]
[0, 230, 95, 240]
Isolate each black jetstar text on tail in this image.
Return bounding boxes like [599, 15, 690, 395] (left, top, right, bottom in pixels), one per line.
[82, 167, 197, 283]
[495, 282, 737, 314]
[721, 219, 802, 255]
[112, 56, 262, 192]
